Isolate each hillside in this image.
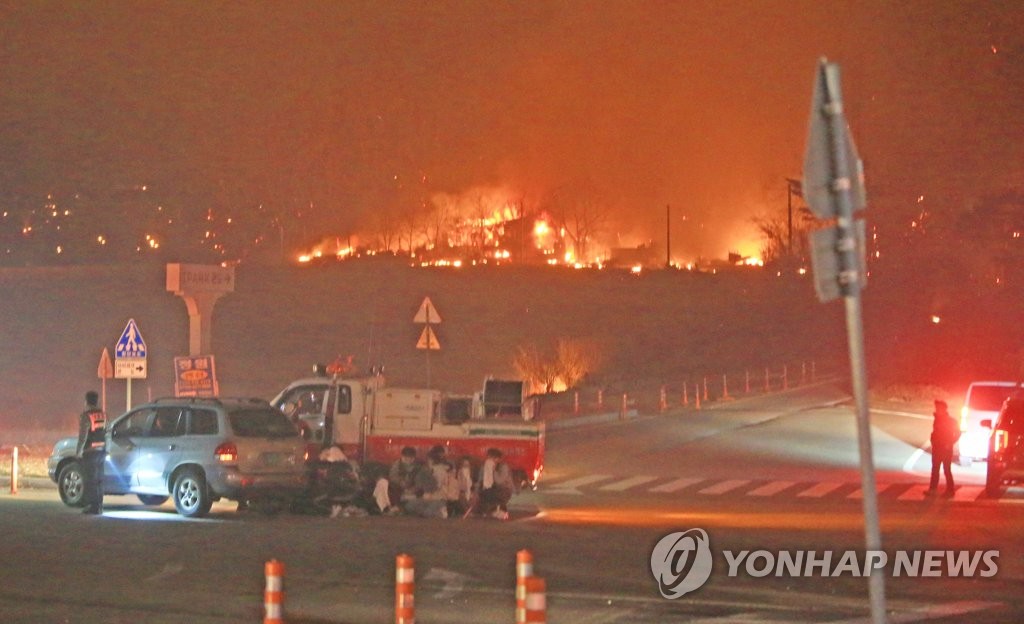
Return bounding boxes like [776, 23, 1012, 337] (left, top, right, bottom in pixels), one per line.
[3, 258, 1018, 432]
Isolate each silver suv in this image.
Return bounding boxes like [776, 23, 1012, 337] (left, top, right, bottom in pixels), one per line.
[48, 397, 307, 517]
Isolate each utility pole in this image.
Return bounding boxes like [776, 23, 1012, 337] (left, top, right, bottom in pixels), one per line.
[665, 204, 671, 268]
[785, 177, 802, 256]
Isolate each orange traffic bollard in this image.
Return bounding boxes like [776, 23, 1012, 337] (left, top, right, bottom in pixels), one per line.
[573, 390, 580, 415]
[764, 367, 770, 392]
[396, 554, 415, 624]
[745, 370, 751, 394]
[682, 381, 689, 406]
[659, 385, 667, 412]
[522, 577, 546, 623]
[702, 376, 709, 401]
[264, 559, 284, 624]
[515, 549, 534, 623]
[10, 446, 18, 495]
[783, 364, 789, 390]
[694, 385, 701, 410]
[722, 374, 730, 399]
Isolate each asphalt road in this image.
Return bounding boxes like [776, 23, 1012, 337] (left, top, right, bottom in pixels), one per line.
[1, 382, 1021, 623]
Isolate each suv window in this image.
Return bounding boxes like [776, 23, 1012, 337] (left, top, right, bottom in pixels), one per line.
[968, 385, 1016, 411]
[278, 385, 328, 419]
[189, 408, 219, 435]
[336, 385, 352, 415]
[229, 407, 299, 439]
[150, 407, 185, 437]
[112, 408, 155, 437]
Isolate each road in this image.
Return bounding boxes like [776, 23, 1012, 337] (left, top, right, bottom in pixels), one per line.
[1, 382, 1021, 623]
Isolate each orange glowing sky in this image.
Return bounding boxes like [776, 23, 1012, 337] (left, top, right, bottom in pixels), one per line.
[1, 1, 1021, 260]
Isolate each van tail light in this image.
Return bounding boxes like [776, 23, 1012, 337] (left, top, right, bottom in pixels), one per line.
[214, 442, 238, 463]
[993, 430, 1009, 455]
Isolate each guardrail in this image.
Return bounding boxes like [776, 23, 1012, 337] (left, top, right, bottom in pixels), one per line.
[537, 359, 829, 428]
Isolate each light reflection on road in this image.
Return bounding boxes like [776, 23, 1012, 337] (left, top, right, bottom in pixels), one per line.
[537, 506, 919, 530]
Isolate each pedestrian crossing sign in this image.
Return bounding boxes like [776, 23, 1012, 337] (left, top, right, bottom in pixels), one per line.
[115, 318, 147, 359]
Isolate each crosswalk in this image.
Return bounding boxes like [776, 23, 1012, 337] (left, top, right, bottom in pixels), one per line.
[541, 473, 998, 503]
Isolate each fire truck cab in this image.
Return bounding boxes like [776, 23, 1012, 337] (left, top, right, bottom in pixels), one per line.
[271, 371, 545, 486]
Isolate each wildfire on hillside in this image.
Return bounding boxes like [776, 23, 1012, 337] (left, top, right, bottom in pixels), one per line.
[293, 188, 766, 271]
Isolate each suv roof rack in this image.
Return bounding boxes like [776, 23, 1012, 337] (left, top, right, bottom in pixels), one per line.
[152, 396, 224, 405]
[150, 396, 270, 406]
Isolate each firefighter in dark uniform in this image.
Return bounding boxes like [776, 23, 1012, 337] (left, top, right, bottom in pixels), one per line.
[77, 391, 106, 514]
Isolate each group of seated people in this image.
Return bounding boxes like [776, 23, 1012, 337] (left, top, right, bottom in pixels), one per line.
[312, 444, 516, 519]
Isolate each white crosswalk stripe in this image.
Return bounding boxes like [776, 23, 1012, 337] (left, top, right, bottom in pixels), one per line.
[648, 477, 704, 493]
[551, 475, 613, 489]
[847, 482, 893, 499]
[699, 479, 750, 495]
[542, 474, 998, 504]
[897, 484, 930, 501]
[747, 480, 796, 497]
[599, 476, 659, 491]
[797, 481, 844, 498]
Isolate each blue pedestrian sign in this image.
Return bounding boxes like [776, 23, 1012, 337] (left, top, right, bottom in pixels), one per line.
[115, 318, 147, 359]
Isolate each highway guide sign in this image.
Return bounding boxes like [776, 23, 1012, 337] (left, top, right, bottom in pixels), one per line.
[114, 318, 148, 379]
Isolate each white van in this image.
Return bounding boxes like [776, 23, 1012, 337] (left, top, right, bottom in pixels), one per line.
[959, 381, 1024, 463]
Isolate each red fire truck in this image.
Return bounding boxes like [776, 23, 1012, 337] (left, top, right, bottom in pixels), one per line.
[271, 369, 545, 486]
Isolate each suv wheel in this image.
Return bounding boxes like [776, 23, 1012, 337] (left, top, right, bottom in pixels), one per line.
[173, 469, 213, 518]
[138, 494, 169, 506]
[58, 462, 87, 507]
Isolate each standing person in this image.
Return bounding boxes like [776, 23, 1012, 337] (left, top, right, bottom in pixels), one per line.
[76, 391, 106, 515]
[927, 399, 960, 496]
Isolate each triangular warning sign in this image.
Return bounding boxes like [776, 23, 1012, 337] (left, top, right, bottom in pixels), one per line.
[413, 297, 441, 324]
[416, 326, 441, 350]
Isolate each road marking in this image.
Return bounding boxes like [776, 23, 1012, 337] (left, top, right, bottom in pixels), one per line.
[685, 612, 773, 623]
[599, 475, 659, 491]
[847, 483, 893, 499]
[747, 480, 796, 497]
[903, 447, 926, 472]
[544, 474, 613, 495]
[649, 477, 704, 493]
[549, 475, 613, 489]
[871, 408, 932, 421]
[699, 479, 750, 495]
[952, 485, 984, 502]
[898, 484, 930, 500]
[143, 563, 184, 583]
[423, 567, 468, 600]
[826, 599, 1001, 623]
[797, 482, 843, 498]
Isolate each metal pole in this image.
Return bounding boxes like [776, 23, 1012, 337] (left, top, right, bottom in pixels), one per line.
[787, 181, 794, 255]
[425, 308, 432, 389]
[821, 61, 886, 623]
[666, 204, 671, 267]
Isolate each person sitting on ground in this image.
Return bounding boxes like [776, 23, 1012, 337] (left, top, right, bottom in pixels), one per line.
[405, 451, 447, 518]
[478, 448, 514, 520]
[388, 446, 419, 508]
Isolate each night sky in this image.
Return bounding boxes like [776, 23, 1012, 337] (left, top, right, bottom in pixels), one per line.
[1, 1, 1021, 260]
